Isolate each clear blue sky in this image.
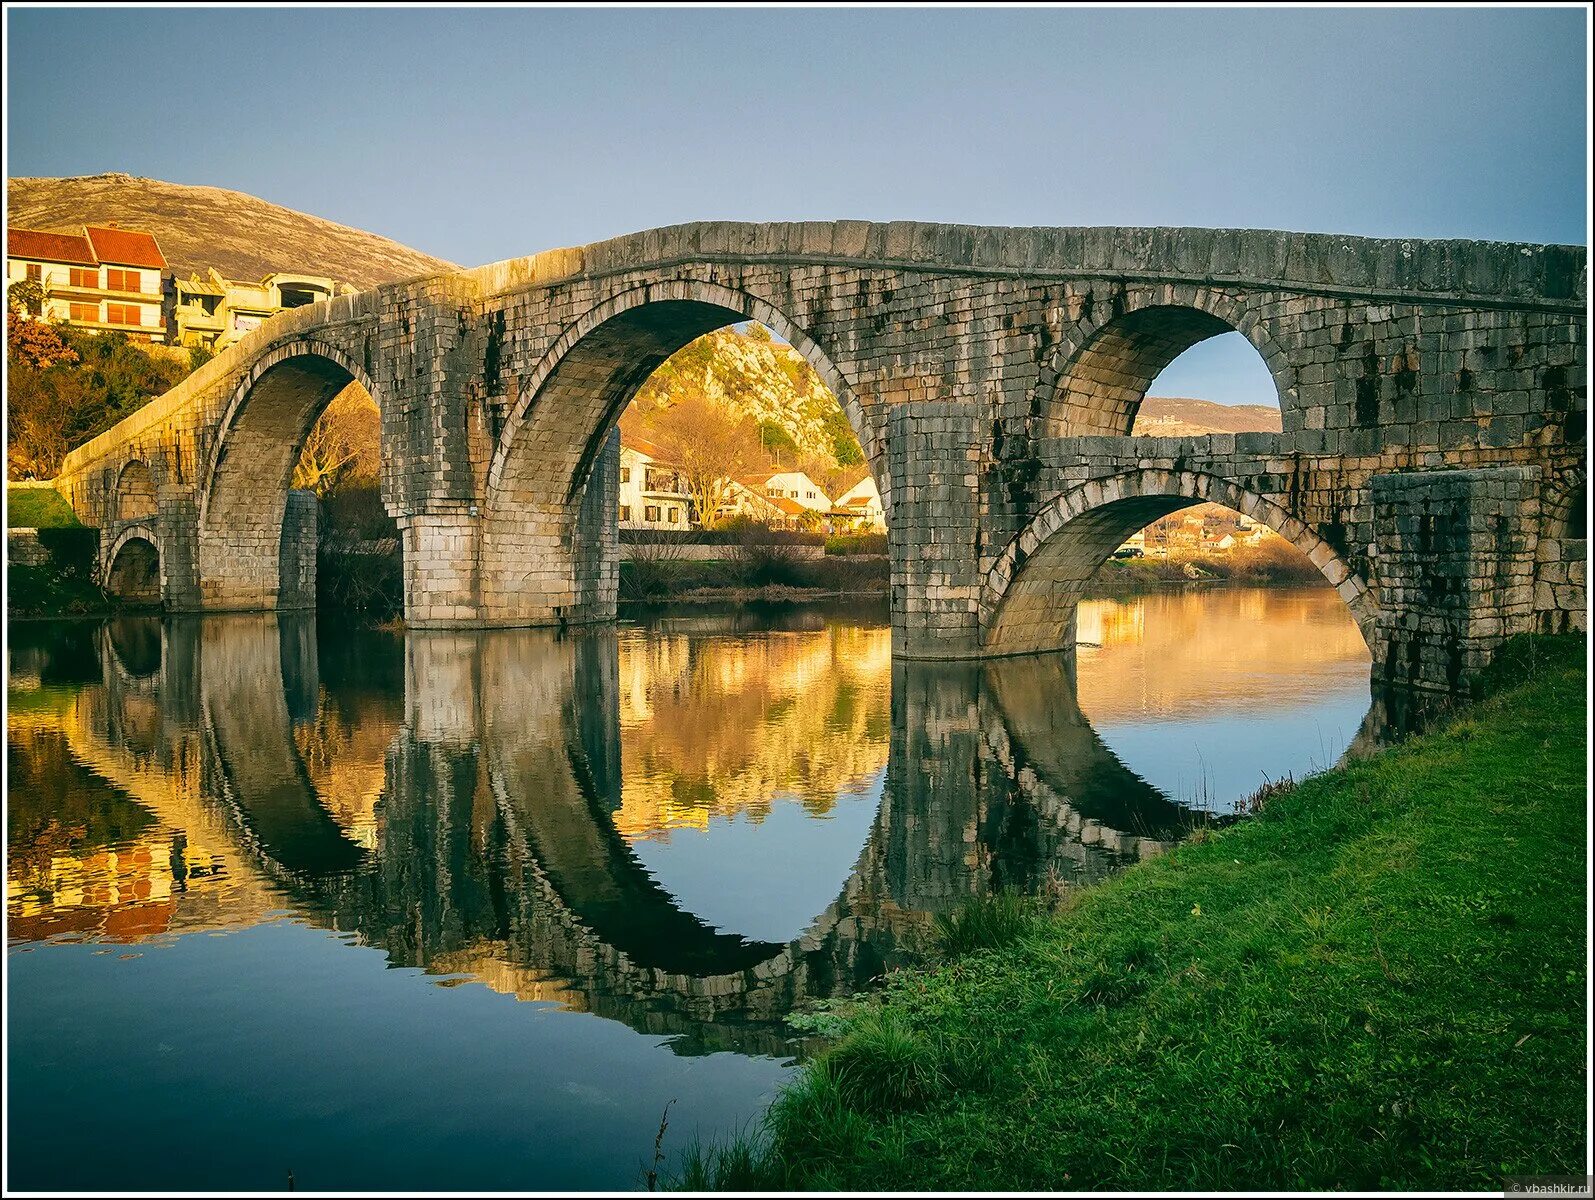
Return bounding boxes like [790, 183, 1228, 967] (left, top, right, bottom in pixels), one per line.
[7, 6, 1588, 405]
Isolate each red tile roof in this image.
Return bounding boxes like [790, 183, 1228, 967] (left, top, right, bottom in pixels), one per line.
[8, 227, 96, 266]
[620, 434, 676, 464]
[85, 225, 166, 269]
[770, 496, 808, 517]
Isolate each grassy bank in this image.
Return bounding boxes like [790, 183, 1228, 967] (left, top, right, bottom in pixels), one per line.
[7, 485, 83, 529]
[683, 636, 1588, 1192]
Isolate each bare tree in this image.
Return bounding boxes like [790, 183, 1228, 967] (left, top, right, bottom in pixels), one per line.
[639, 389, 764, 527]
[292, 382, 381, 497]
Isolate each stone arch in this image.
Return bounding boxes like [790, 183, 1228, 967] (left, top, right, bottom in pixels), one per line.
[476, 280, 871, 625]
[104, 524, 163, 607]
[486, 279, 872, 505]
[1543, 464, 1587, 541]
[114, 459, 158, 523]
[197, 337, 383, 610]
[981, 468, 1377, 656]
[1041, 289, 1294, 436]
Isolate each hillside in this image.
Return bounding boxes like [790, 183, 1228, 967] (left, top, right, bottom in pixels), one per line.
[1135, 396, 1282, 437]
[630, 326, 863, 469]
[8, 174, 457, 288]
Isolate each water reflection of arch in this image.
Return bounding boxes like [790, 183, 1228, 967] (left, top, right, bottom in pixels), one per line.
[196, 614, 367, 878]
[334, 627, 1219, 1044]
[979, 653, 1216, 854]
[47, 613, 1230, 1053]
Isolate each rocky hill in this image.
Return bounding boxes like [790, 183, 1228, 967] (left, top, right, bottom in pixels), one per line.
[1134, 396, 1282, 437]
[8, 174, 457, 289]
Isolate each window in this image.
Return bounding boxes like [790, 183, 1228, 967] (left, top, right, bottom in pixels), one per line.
[768, 487, 782, 497]
[25, 264, 41, 282]
[107, 303, 145, 326]
[106, 268, 144, 292]
[645, 505, 660, 522]
[620, 467, 631, 484]
[68, 302, 100, 322]
[68, 267, 99, 289]
[667, 507, 680, 523]
[619, 506, 631, 522]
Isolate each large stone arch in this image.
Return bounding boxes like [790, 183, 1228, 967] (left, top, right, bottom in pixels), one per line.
[486, 278, 873, 500]
[196, 338, 384, 611]
[1041, 288, 1295, 437]
[981, 468, 1378, 656]
[476, 280, 871, 626]
[114, 459, 158, 523]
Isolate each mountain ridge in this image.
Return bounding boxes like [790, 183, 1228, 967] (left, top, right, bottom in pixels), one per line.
[8, 173, 458, 289]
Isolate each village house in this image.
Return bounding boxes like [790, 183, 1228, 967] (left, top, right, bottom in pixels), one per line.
[716, 477, 812, 529]
[618, 436, 691, 530]
[169, 268, 352, 351]
[828, 474, 886, 534]
[7, 224, 168, 342]
[759, 470, 832, 515]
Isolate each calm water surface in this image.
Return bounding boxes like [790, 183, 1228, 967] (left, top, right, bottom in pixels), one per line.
[7, 587, 1375, 1192]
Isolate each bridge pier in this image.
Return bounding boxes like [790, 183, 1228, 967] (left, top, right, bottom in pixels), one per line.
[399, 509, 483, 627]
[888, 402, 986, 660]
[1369, 466, 1544, 694]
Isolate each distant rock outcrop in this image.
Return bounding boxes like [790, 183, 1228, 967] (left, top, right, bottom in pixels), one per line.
[8, 173, 457, 289]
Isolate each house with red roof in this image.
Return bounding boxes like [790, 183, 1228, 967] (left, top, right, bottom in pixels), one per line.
[7, 223, 168, 342]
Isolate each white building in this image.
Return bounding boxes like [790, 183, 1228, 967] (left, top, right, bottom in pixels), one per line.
[7, 224, 168, 342]
[829, 475, 886, 533]
[618, 437, 691, 530]
[759, 470, 831, 515]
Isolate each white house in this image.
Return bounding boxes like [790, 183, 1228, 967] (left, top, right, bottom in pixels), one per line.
[7, 224, 168, 342]
[829, 475, 885, 533]
[759, 471, 831, 515]
[618, 437, 691, 530]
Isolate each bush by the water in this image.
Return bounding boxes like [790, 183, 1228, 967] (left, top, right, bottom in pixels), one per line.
[1100, 537, 1325, 586]
[825, 532, 887, 556]
[8, 527, 109, 618]
[313, 483, 403, 619]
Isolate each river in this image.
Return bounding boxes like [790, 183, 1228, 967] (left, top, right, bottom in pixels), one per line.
[6, 586, 1376, 1191]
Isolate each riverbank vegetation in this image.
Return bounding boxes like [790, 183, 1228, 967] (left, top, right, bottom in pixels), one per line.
[678, 634, 1588, 1192]
[6, 312, 195, 480]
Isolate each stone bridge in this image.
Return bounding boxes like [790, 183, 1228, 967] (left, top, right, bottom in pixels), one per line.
[50, 221, 1586, 692]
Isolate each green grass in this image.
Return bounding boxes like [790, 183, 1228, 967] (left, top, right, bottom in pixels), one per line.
[6, 485, 83, 529]
[680, 635, 1588, 1191]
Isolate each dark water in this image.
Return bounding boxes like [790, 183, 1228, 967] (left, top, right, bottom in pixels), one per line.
[7, 588, 1376, 1192]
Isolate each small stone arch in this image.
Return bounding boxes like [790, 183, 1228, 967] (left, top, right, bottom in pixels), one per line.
[1040, 287, 1295, 437]
[114, 459, 158, 523]
[485, 278, 874, 508]
[1543, 464, 1587, 541]
[981, 468, 1377, 656]
[104, 524, 164, 607]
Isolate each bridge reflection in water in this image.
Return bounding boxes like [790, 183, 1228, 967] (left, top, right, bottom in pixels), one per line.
[7, 603, 1370, 1055]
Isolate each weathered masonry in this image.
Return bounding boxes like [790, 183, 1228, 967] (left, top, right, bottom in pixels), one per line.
[51, 221, 1586, 693]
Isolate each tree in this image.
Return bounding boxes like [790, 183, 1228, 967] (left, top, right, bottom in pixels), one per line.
[291, 383, 381, 497]
[7, 320, 186, 480]
[8, 278, 45, 317]
[638, 390, 764, 527]
[7, 311, 78, 369]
